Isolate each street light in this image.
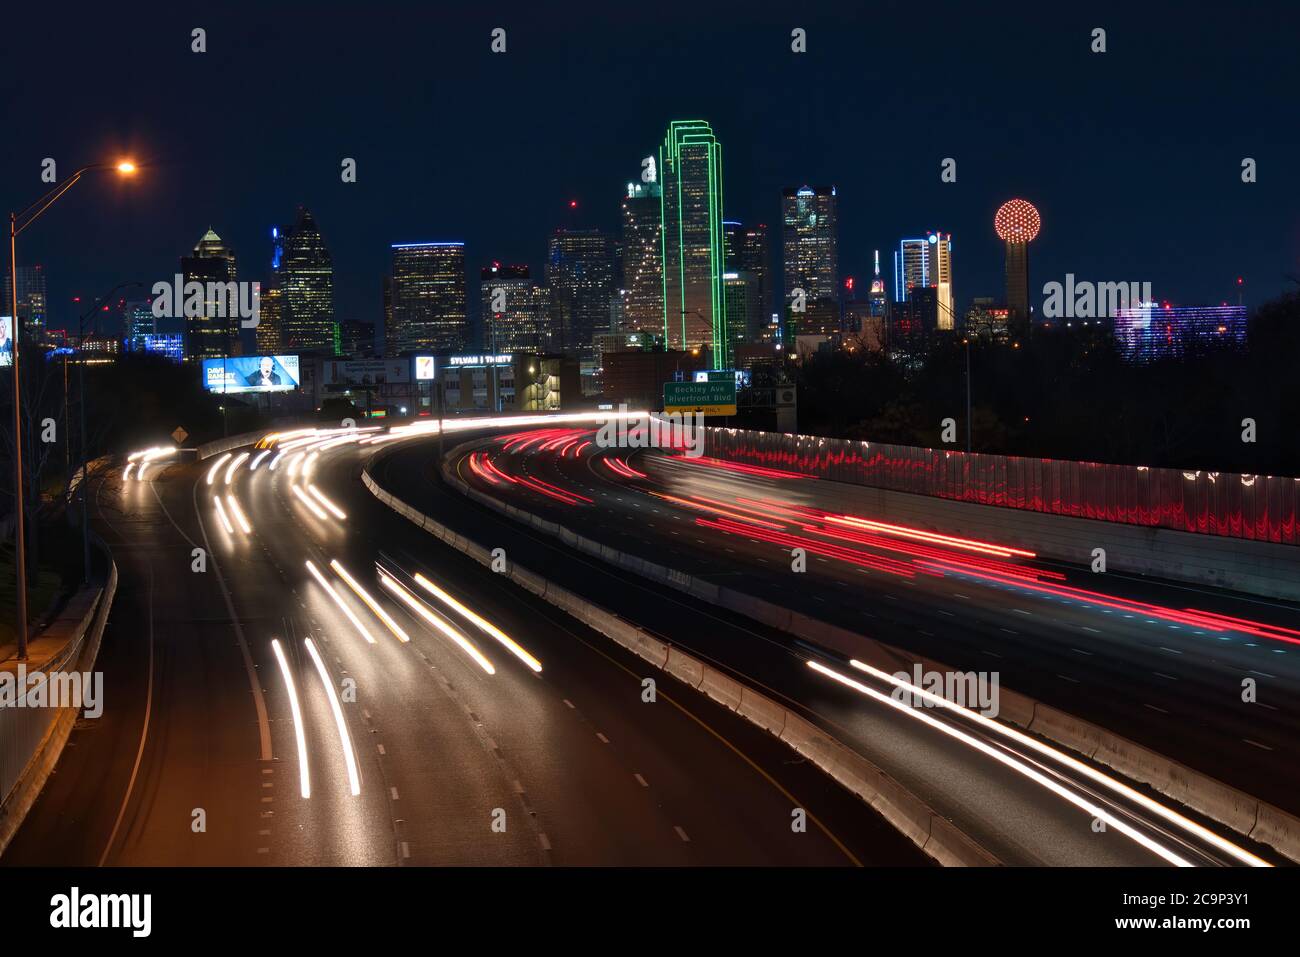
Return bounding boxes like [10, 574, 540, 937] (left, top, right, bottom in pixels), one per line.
[8, 159, 138, 659]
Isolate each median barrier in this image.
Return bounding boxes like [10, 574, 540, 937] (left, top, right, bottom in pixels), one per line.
[427, 435, 1300, 864]
[362, 451, 999, 866]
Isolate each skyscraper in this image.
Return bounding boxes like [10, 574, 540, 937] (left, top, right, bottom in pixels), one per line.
[994, 198, 1041, 337]
[893, 238, 930, 302]
[869, 250, 888, 320]
[546, 228, 614, 359]
[180, 227, 238, 360]
[659, 120, 728, 365]
[4, 264, 47, 340]
[389, 242, 468, 353]
[929, 231, 955, 331]
[274, 207, 336, 353]
[620, 180, 663, 332]
[481, 263, 546, 352]
[724, 221, 770, 340]
[124, 298, 155, 351]
[256, 284, 283, 354]
[782, 186, 838, 302]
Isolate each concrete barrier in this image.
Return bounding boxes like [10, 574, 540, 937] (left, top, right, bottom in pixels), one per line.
[0, 547, 119, 857]
[434, 435, 1300, 865]
[361, 452, 999, 866]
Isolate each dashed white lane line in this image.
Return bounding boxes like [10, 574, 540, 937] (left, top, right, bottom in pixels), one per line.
[596, 732, 610, 744]
[1152, 671, 1179, 681]
[1013, 609, 1032, 616]
[376, 743, 386, 755]
[1250, 670, 1276, 679]
[1056, 674, 1080, 684]
[674, 825, 691, 843]
[562, 699, 575, 709]
[1243, 738, 1274, 752]
[1159, 646, 1183, 655]
[1144, 703, 1169, 714]
[1000, 627, 1018, 635]
[1081, 626, 1101, 634]
[1071, 648, 1093, 656]
[983, 650, 1002, 658]
[634, 773, 648, 787]
[539, 833, 552, 851]
[390, 787, 400, 800]
[400, 841, 411, 859]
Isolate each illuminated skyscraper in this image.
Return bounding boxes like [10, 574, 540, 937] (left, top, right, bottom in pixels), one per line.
[180, 227, 238, 360]
[893, 237, 929, 302]
[1113, 303, 1246, 363]
[781, 186, 838, 303]
[4, 265, 47, 340]
[869, 250, 888, 319]
[994, 199, 1041, 336]
[621, 180, 663, 332]
[659, 120, 727, 365]
[481, 263, 546, 352]
[124, 298, 155, 351]
[724, 221, 770, 340]
[274, 207, 336, 353]
[546, 228, 614, 358]
[255, 284, 283, 354]
[928, 232, 955, 331]
[389, 242, 468, 352]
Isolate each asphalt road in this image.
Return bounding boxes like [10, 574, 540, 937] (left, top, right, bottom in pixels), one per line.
[3, 434, 927, 867]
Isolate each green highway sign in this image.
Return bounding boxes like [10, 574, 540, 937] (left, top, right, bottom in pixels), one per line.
[664, 379, 737, 416]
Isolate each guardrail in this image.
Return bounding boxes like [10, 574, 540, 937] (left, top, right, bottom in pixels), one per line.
[439, 433, 1300, 864]
[706, 427, 1300, 545]
[361, 449, 999, 866]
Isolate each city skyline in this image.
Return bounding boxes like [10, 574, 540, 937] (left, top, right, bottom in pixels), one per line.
[5, 5, 1293, 343]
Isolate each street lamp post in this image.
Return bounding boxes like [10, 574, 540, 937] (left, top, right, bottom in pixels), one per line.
[7, 161, 136, 658]
[964, 337, 972, 453]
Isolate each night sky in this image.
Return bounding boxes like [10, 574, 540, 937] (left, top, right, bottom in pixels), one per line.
[3, 1, 1297, 344]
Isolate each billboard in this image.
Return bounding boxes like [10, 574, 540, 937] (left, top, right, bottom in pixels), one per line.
[414, 355, 435, 380]
[0, 317, 11, 368]
[321, 358, 409, 386]
[202, 355, 300, 394]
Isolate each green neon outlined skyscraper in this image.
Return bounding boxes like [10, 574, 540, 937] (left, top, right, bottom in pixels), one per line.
[659, 120, 728, 367]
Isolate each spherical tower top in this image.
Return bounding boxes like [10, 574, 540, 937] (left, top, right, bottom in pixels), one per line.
[994, 199, 1041, 244]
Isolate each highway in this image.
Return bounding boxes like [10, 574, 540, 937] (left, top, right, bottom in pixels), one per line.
[2, 427, 926, 867]
[359, 419, 1298, 866]
[444, 426, 1300, 811]
[5, 417, 1292, 868]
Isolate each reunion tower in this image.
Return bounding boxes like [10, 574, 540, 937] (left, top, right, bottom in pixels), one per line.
[994, 198, 1040, 336]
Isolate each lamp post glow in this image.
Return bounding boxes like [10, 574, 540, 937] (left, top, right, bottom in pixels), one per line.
[8, 160, 137, 658]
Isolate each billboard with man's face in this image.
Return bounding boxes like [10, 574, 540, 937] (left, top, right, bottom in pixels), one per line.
[201, 355, 300, 394]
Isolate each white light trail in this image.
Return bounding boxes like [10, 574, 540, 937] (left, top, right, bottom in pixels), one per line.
[304, 637, 361, 796]
[807, 660, 1193, 867]
[226, 495, 252, 534]
[122, 462, 136, 481]
[303, 451, 319, 479]
[845, 658, 1271, 867]
[206, 452, 233, 486]
[213, 496, 235, 535]
[305, 560, 375, 644]
[330, 560, 409, 643]
[292, 484, 330, 520]
[225, 451, 250, 485]
[250, 449, 272, 471]
[271, 638, 311, 799]
[379, 571, 494, 674]
[413, 573, 541, 672]
[268, 452, 284, 472]
[287, 451, 306, 478]
[307, 484, 346, 520]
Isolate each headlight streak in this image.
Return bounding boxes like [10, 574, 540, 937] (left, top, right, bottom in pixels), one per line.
[302, 451, 320, 479]
[378, 571, 495, 674]
[413, 572, 542, 672]
[268, 452, 285, 471]
[226, 495, 252, 535]
[307, 485, 346, 520]
[224, 451, 251, 485]
[305, 560, 375, 644]
[805, 660, 1194, 867]
[249, 449, 272, 471]
[329, 560, 410, 643]
[303, 637, 362, 796]
[287, 451, 306, 478]
[122, 462, 136, 481]
[206, 452, 233, 486]
[292, 484, 330, 521]
[271, 639, 311, 799]
[134, 447, 178, 481]
[841, 658, 1272, 868]
[213, 496, 235, 535]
